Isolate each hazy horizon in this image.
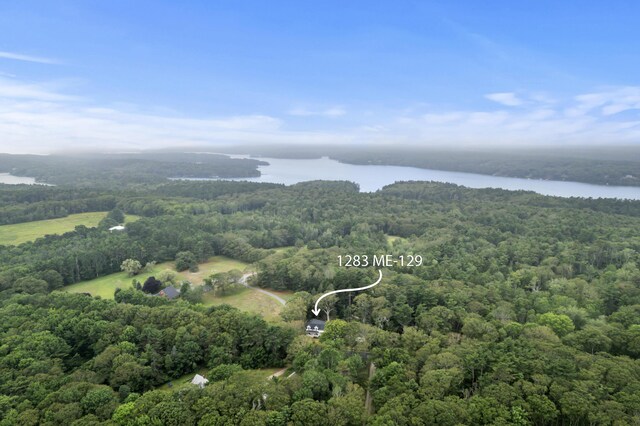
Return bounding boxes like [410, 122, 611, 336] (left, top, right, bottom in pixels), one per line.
[3, 143, 640, 158]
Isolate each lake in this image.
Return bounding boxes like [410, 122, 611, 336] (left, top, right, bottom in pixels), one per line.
[181, 155, 640, 200]
[0, 173, 43, 185]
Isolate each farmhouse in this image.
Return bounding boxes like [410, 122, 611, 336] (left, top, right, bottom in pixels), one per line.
[157, 285, 180, 300]
[305, 319, 326, 337]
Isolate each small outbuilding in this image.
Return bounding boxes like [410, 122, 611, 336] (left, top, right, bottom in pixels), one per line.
[108, 225, 125, 232]
[191, 374, 209, 389]
[305, 319, 326, 337]
[157, 285, 180, 300]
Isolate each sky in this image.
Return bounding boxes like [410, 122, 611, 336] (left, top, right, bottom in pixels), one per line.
[1, 0, 640, 153]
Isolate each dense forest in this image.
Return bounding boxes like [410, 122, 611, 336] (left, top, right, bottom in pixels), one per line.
[1, 173, 639, 425]
[0, 153, 265, 187]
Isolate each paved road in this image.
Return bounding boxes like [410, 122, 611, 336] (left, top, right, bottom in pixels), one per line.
[239, 273, 286, 306]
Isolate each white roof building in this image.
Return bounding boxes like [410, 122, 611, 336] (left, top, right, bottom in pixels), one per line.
[191, 374, 209, 389]
[109, 225, 125, 232]
[305, 319, 326, 337]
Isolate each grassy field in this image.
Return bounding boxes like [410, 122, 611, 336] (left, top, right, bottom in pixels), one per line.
[63, 253, 293, 322]
[202, 286, 293, 323]
[158, 367, 282, 391]
[0, 212, 139, 246]
[64, 256, 250, 299]
[176, 257, 250, 283]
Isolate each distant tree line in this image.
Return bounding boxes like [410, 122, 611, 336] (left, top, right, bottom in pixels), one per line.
[0, 152, 266, 187]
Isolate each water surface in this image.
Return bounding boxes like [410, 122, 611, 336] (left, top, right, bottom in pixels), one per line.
[183, 155, 640, 200]
[0, 173, 42, 185]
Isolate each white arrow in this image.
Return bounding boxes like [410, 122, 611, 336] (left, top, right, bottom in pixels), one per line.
[312, 269, 383, 317]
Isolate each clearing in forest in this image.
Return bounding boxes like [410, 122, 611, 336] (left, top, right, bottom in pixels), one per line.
[63, 255, 250, 299]
[158, 367, 283, 391]
[0, 212, 140, 245]
[63, 255, 293, 322]
[202, 286, 293, 322]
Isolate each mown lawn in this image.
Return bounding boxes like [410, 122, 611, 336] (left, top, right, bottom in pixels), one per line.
[202, 286, 292, 323]
[64, 256, 250, 299]
[63, 262, 165, 299]
[175, 257, 251, 284]
[0, 212, 139, 246]
[63, 254, 292, 322]
[158, 367, 282, 391]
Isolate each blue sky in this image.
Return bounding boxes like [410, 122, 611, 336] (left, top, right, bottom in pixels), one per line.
[1, 1, 640, 153]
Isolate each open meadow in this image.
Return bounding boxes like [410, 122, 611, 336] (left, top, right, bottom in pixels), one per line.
[0, 212, 139, 246]
[201, 286, 293, 322]
[63, 254, 293, 321]
[157, 367, 283, 391]
[63, 255, 250, 299]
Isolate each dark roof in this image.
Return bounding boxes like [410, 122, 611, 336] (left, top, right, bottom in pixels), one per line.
[159, 286, 180, 300]
[306, 319, 326, 330]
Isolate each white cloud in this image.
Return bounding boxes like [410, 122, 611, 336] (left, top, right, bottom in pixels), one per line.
[0, 50, 58, 64]
[0, 78, 362, 153]
[0, 77, 76, 101]
[602, 104, 630, 116]
[323, 107, 346, 117]
[422, 112, 463, 124]
[360, 125, 387, 132]
[485, 92, 523, 106]
[567, 87, 640, 117]
[529, 93, 557, 104]
[0, 75, 639, 153]
[387, 88, 640, 146]
[288, 106, 346, 117]
[468, 111, 509, 125]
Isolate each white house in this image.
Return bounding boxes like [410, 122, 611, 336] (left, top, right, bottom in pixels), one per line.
[109, 225, 125, 232]
[191, 374, 209, 389]
[305, 319, 326, 337]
